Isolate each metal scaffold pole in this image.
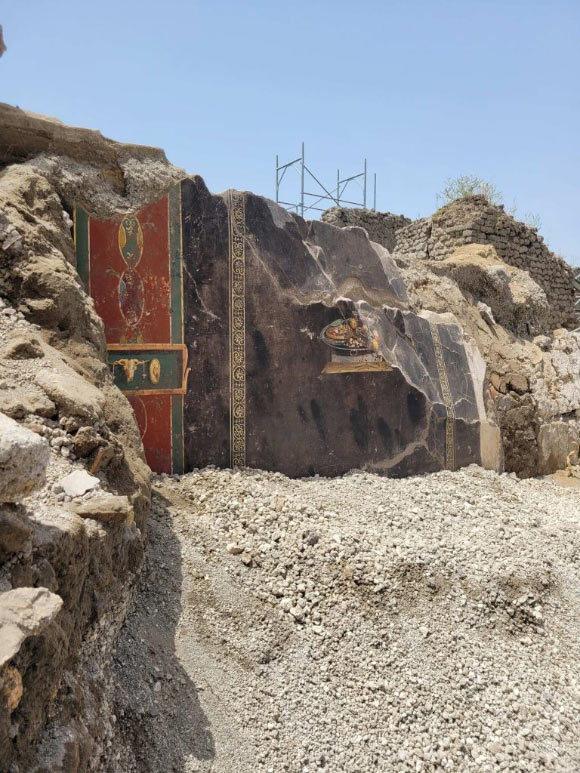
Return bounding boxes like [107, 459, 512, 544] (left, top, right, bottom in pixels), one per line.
[363, 159, 367, 209]
[275, 144, 376, 217]
[300, 142, 305, 218]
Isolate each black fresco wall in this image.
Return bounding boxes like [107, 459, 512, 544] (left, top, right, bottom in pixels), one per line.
[181, 180, 482, 477]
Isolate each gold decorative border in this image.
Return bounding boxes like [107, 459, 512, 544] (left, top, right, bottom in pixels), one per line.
[429, 323, 456, 471]
[228, 191, 246, 468]
[322, 360, 392, 374]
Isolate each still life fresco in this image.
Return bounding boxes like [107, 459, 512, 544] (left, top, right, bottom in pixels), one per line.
[320, 315, 391, 373]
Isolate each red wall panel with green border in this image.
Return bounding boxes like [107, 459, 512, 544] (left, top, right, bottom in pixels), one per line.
[74, 184, 186, 474]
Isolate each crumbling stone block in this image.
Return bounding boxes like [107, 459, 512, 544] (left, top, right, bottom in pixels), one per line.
[0, 587, 63, 668]
[0, 412, 49, 502]
[67, 495, 133, 525]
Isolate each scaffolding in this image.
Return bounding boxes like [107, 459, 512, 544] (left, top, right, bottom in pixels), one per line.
[275, 142, 376, 217]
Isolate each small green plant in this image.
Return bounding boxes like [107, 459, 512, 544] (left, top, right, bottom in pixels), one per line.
[507, 201, 542, 230]
[522, 211, 542, 230]
[437, 177, 542, 231]
[437, 175, 503, 206]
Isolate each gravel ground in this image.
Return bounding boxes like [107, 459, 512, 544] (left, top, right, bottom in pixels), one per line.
[107, 465, 580, 772]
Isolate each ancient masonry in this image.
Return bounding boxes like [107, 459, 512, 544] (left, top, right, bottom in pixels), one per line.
[393, 196, 576, 330]
[325, 198, 575, 331]
[322, 207, 411, 253]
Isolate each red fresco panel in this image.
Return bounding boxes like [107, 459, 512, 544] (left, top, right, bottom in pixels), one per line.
[86, 194, 175, 472]
[88, 197, 171, 344]
[127, 394, 173, 474]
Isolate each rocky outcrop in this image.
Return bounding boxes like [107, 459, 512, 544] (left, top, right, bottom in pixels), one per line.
[0, 588, 63, 669]
[428, 243, 549, 337]
[0, 413, 49, 501]
[0, 103, 184, 214]
[67, 495, 134, 526]
[392, 195, 576, 331]
[0, 103, 186, 771]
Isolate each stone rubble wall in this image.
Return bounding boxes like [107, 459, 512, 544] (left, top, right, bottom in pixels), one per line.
[321, 207, 411, 253]
[392, 196, 576, 331]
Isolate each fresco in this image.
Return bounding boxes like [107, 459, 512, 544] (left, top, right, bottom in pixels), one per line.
[74, 186, 186, 473]
[178, 179, 487, 477]
[320, 315, 391, 373]
[75, 177, 490, 478]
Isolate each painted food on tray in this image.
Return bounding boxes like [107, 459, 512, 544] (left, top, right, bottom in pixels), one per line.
[321, 316, 380, 355]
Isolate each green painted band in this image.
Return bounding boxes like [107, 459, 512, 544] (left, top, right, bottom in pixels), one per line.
[74, 206, 90, 290]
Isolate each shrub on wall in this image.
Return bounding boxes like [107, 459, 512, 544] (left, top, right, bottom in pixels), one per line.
[437, 175, 503, 206]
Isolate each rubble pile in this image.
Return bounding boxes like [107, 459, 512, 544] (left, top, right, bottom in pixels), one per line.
[107, 466, 580, 772]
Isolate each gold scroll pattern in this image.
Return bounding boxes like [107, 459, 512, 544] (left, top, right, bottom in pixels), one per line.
[228, 191, 247, 468]
[429, 323, 456, 471]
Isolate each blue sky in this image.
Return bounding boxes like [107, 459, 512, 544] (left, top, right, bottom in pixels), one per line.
[2, 0, 579, 264]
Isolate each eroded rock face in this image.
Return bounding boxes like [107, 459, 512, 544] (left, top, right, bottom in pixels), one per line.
[0, 104, 159, 772]
[0, 102, 184, 210]
[0, 510, 32, 561]
[67, 494, 133, 525]
[392, 195, 576, 331]
[35, 362, 106, 422]
[429, 244, 549, 336]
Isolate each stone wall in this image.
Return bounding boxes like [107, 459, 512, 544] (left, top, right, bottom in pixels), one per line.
[321, 207, 411, 253]
[392, 196, 576, 331]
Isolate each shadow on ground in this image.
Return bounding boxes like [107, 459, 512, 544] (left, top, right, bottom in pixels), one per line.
[104, 491, 214, 772]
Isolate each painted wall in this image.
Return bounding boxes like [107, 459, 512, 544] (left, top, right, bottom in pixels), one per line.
[76, 178, 486, 477]
[75, 186, 186, 473]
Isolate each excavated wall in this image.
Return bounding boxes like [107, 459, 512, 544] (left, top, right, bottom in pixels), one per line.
[76, 180, 498, 479]
[0, 103, 185, 771]
[327, 201, 579, 477]
[321, 207, 411, 253]
[0, 102, 578, 771]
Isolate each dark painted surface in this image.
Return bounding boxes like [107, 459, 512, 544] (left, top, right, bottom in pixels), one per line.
[179, 183, 481, 477]
[78, 178, 484, 478]
[180, 178, 231, 470]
